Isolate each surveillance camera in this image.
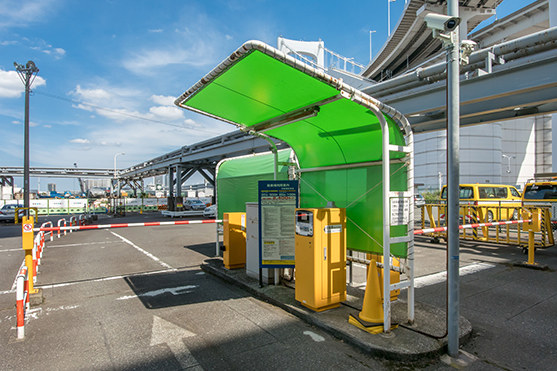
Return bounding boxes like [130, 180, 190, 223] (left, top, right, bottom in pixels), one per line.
[460, 40, 477, 65]
[424, 13, 461, 33]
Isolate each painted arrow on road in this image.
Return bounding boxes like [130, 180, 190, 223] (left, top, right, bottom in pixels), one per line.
[150, 316, 203, 370]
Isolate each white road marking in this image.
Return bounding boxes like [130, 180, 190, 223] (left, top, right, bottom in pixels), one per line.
[414, 262, 496, 288]
[110, 231, 174, 270]
[303, 331, 325, 342]
[117, 285, 198, 300]
[0, 248, 23, 252]
[150, 316, 202, 370]
[351, 262, 496, 289]
[46, 241, 118, 248]
[4, 305, 80, 326]
[0, 268, 177, 295]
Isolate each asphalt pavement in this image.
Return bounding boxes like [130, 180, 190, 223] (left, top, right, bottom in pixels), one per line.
[0, 212, 556, 370]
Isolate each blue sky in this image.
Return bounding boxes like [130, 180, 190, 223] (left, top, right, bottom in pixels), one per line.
[0, 0, 528, 191]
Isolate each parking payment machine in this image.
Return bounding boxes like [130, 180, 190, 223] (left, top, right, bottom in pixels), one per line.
[295, 208, 346, 312]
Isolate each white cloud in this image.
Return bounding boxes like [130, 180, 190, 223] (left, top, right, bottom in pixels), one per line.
[73, 85, 112, 101]
[0, 68, 46, 98]
[0, 0, 59, 28]
[70, 138, 90, 144]
[12, 120, 20, 124]
[149, 29, 163, 33]
[123, 45, 215, 74]
[225, 34, 233, 40]
[150, 95, 175, 106]
[122, 10, 225, 75]
[0, 40, 18, 45]
[43, 124, 51, 128]
[40, 46, 66, 59]
[148, 105, 184, 121]
[30, 121, 39, 127]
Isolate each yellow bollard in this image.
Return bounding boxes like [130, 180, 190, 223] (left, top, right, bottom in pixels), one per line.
[528, 230, 535, 265]
[515, 209, 549, 270]
[21, 215, 38, 294]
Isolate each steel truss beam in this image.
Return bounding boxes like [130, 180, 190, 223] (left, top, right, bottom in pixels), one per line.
[0, 167, 114, 178]
[381, 48, 557, 133]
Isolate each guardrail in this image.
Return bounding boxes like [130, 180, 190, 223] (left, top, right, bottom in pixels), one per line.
[14, 213, 88, 339]
[414, 219, 530, 235]
[41, 221, 53, 241]
[57, 218, 67, 238]
[418, 204, 554, 248]
[69, 216, 77, 233]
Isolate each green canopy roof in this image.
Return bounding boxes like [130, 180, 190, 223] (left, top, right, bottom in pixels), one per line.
[175, 40, 414, 260]
[175, 42, 407, 170]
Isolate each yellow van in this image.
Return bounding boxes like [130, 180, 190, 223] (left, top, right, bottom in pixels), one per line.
[522, 179, 557, 228]
[440, 184, 522, 222]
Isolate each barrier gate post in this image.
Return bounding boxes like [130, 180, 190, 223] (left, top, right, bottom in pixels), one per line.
[22, 215, 38, 293]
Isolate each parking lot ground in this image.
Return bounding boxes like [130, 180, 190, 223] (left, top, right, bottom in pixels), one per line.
[0, 213, 388, 370]
[1, 212, 557, 370]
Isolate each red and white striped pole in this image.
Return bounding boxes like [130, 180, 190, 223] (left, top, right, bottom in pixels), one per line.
[16, 266, 29, 339]
[414, 219, 530, 235]
[35, 219, 222, 232]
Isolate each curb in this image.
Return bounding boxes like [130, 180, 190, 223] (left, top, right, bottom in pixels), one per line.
[201, 261, 472, 362]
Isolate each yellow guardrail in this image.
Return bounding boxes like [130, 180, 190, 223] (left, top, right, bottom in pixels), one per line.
[419, 203, 554, 248]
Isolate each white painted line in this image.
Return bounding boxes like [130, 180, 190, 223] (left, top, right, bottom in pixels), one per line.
[351, 262, 496, 289]
[0, 248, 23, 253]
[303, 331, 325, 342]
[414, 262, 496, 288]
[46, 241, 118, 248]
[110, 231, 174, 270]
[0, 268, 177, 295]
[117, 285, 198, 300]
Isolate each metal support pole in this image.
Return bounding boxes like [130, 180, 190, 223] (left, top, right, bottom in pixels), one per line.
[447, 0, 461, 358]
[14, 61, 39, 217]
[24, 80, 30, 214]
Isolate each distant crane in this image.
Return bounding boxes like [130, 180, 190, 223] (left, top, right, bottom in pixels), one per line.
[74, 163, 87, 197]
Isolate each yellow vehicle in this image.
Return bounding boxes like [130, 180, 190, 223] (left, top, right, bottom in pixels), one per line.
[440, 184, 522, 222]
[522, 178, 557, 228]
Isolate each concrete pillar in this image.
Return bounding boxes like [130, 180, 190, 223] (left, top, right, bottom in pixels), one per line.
[535, 115, 552, 174]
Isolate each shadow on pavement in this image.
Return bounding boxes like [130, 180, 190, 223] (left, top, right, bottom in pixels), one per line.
[124, 268, 248, 310]
[183, 242, 216, 259]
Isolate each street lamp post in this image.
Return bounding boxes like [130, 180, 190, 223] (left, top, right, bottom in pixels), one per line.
[370, 30, 376, 61]
[113, 152, 125, 211]
[14, 61, 39, 216]
[502, 154, 516, 184]
[388, 0, 396, 37]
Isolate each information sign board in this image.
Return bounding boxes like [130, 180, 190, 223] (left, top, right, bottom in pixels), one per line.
[258, 180, 298, 268]
[390, 197, 409, 226]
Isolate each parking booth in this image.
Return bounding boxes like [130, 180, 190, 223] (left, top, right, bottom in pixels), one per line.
[174, 41, 414, 334]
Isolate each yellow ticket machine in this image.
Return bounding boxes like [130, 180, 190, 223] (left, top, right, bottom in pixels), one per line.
[295, 208, 346, 312]
[223, 212, 246, 269]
